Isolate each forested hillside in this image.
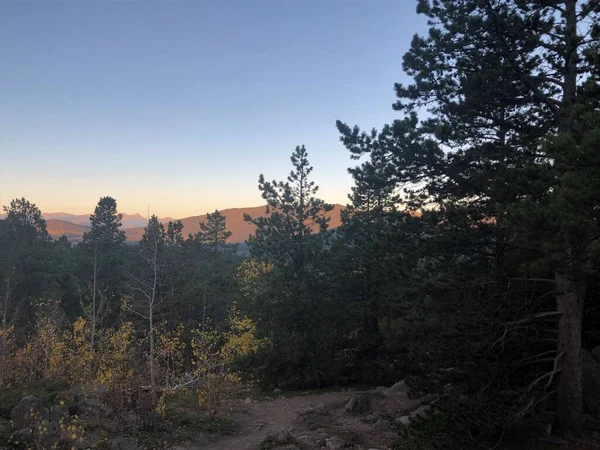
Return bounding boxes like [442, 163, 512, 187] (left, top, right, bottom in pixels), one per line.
[0, 1, 599, 449]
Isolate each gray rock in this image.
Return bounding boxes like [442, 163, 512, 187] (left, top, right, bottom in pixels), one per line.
[375, 418, 391, 430]
[396, 415, 411, 426]
[109, 437, 139, 450]
[307, 403, 327, 414]
[325, 436, 346, 450]
[344, 394, 371, 413]
[273, 388, 282, 393]
[10, 395, 48, 429]
[388, 380, 408, 394]
[269, 431, 296, 446]
[9, 428, 34, 446]
[592, 346, 600, 364]
[296, 434, 317, 448]
[582, 349, 600, 418]
[245, 397, 252, 404]
[374, 386, 390, 396]
[314, 427, 328, 439]
[412, 404, 432, 418]
[49, 404, 69, 423]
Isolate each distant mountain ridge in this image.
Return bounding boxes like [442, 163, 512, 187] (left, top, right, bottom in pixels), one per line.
[2, 205, 345, 243]
[42, 212, 173, 228]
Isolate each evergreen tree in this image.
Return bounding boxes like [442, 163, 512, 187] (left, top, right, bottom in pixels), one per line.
[194, 210, 232, 253]
[243, 146, 340, 387]
[337, 0, 600, 440]
[78, 196, 127, 353]
[131, 215, 169, 409]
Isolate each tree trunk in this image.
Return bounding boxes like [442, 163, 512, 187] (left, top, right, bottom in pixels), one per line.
[554, 271, 585, 436]
[554, 0, 584, 436]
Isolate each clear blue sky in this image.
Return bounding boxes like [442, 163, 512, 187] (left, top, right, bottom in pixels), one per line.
[0, 0, 427, 218]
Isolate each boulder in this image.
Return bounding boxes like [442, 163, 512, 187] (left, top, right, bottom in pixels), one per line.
[396, 415, 411, 426]
[388, 380, 408, 394]
[592, 346, 600, 364]
[306, 403, 327, 414]
[297, 403, 330, 429]
[374, 386, 390, 396]
[9, 428, 34, 446]
[296, 434, 318, 448]
[10, 395, 48, 430]
[582, 349, 600, 418]
[325, 436, 346, 450]
[374, 418, 391, 430]
[344, 394, 371, 413]
[412, 404, 432, 419]
[363, 414, 377, 423]
[109, 437, 139, 450]
[49, 404, 69, 423]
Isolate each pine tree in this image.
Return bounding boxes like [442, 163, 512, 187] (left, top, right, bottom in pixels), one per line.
[132, 215, 169, 411]
[78, 196, 127, 354]
[337, 0, 600, 439]
[194, 210, 232, 253]
[243, 146, 340, 387]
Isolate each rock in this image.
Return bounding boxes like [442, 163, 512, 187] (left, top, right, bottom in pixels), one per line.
[396, 415, 411, 426]
[10, 395, 48, 429]
[279, 446, 300, 450]
[79, 395, 109, 418]
[374, 386, 390, 395]
[388, 380, 408, 394]
[344, 394, 371, 413]
[314, 427, 329, 439]
[49, 404, 69, 423]
[307, 403, 327, 414]
[363, 414, 377, 423]
[592, 346, 600, 364]
[269, 431, 296, 446]
[412, 404, 432, 418]
[296, 434, 318, 448]
[297, 403, 330, 430]
[245, 397, 252, 404]
[375, 418, 391, 430]
[253, 399, 259, 403]
[109, 437, 139, 450]
[582, 349, 600, 418]
[273, 388, 282, 393]
[325, 436, 346, 450]
[9, 428, 34, 446]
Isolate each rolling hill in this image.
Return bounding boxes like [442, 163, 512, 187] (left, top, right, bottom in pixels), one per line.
[123, 204, 345, 243]
[46, 219, 91, 240]
[42, 212, 170, 228]
[3, 205, 345, 243]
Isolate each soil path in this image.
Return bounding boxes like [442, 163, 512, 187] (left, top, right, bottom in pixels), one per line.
[176, 389, 422, 450]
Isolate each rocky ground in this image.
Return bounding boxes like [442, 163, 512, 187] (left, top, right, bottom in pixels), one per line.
[175, 383, 424, 450]
[3, 378, 600, 449]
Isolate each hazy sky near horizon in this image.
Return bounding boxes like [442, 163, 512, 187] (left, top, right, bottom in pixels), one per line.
[0, 1, 427, 218]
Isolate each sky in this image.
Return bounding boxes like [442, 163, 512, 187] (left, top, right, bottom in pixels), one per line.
[0, 0, 428, 219]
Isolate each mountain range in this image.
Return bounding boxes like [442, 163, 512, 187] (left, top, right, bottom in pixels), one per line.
[7, 205, 345, 243]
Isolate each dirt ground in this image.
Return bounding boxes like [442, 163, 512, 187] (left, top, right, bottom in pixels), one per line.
[174, 388, 423, 450]
[171, 389, 600, 450]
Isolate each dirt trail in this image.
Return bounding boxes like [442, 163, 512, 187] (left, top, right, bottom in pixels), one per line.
[176, 389, 422, 450]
